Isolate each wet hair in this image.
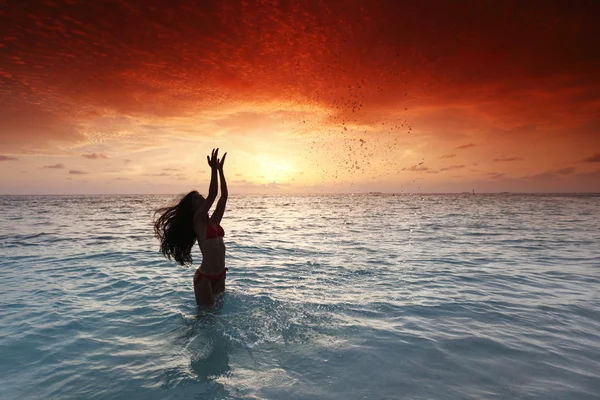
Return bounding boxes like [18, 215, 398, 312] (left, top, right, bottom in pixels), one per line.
[154, 190, 201, 266]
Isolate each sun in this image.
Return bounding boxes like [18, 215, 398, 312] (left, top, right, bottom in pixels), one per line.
[258, 158, 295, 182]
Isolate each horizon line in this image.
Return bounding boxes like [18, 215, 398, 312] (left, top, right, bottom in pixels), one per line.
[1, 191, 599, 196]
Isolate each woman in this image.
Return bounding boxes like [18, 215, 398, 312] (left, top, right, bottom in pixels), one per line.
[154, 148, 228, 306]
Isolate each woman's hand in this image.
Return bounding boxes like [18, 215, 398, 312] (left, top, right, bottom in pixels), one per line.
[217, 152, 227, 171]
[207, 148, 219, 169]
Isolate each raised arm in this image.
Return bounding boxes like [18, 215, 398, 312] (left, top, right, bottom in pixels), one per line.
[211, 152, 228, 224]
[196, 148, 220, 217]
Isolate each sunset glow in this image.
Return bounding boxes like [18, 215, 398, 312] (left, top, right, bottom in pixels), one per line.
[1, 0, 599, 193]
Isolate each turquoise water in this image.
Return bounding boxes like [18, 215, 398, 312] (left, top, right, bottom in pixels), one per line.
[1, 194, 599, 399]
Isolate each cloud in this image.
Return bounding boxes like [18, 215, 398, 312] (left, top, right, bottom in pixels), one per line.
[529, 167, 575, 180]
[144, 172, 172, 177]
[2, 0, 598, 152]
[82, 153, 108, 159]
[162, 168, 180, 171]
[406, 165, 429, 172]
[267, 181, 291, 189]
[440, 165, 465, 171]
[114, 177, 131, 181]
[577, 169, 600, 179]
[486, 172, 506, 180]
[43, 163, 65, 169]
[1, 1, 599, 193]
[581, 153, 600, 163]
[228, 178, 293, 192]
[551, 167, 575, 175]
[493, 157, 524, 162]
[439, 153, 456, 159]
[0, 98, 84, 152]
[0, 155, 19, 161]
[69, 170, 89, 175]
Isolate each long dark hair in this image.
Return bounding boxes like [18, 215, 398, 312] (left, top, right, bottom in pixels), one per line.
[154, 191, 200, 266]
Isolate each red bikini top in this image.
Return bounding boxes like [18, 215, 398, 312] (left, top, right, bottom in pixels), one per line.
[205, 218, 224, 239]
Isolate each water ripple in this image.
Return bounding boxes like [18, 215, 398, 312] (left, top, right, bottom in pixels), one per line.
[0, 194, 599, 399]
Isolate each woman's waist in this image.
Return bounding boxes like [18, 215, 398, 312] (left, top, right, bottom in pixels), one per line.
[197, 260, 226, 275]
[200, 242, 225, 256]
[200, 236, 226, 247]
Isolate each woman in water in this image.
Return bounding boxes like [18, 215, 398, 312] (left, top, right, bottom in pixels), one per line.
[154, 148, 228, 306]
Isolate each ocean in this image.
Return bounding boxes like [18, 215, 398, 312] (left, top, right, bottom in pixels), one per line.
[0, 194, 599, 399]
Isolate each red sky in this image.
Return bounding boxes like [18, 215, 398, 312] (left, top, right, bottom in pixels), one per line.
[1, 0, 599, 193]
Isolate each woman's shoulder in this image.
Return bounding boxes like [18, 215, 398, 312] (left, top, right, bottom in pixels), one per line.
[193, 209, 209, 223]
[192, 210, 209, 234]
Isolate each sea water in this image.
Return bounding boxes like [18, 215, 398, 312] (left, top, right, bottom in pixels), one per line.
[0, 194, 599, 399]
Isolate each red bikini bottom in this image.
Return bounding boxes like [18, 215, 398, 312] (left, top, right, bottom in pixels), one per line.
[194, 268, 228, 286]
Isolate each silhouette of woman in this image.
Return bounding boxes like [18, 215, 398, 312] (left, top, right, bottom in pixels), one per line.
[154, 148, 228, 306]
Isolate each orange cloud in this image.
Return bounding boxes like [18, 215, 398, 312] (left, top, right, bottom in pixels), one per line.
[440, 165, 466, 171]
[82, 153, 107, 159]
[530, 167, 576, 180]
[1, 1, 599, 193]
[581, 153, 600, 163]
[493, 157, 524, 162]
[406, 165, 429, 172]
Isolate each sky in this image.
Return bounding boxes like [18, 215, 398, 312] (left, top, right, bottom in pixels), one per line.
[1, 0, 599, 194]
